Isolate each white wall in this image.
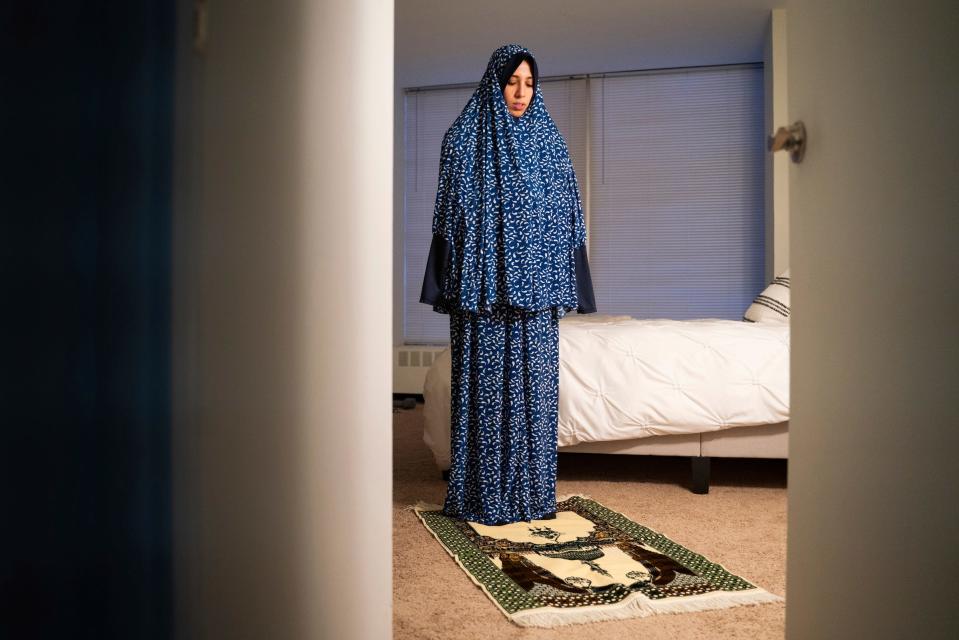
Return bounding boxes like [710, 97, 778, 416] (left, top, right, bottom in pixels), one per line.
[785, 1, 959, 637]
[763, 8, 790, 280]
[173, 1, 393, 638]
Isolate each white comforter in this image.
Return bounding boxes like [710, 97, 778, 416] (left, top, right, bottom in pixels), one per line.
[422, 314, 789, 468]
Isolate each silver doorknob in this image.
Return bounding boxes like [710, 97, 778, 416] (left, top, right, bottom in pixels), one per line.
[768, 121, 806, 163]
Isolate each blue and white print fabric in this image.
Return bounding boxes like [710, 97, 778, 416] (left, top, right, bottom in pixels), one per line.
[420, 43, 594, 526]
[443, 305, 560, 525]
[426, 43, 589, 317]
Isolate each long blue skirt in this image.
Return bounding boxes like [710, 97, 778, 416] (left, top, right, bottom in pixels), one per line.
[442, 304, 560, 526]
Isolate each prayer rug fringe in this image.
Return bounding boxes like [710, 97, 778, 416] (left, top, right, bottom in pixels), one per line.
[508, 586, 783, 628]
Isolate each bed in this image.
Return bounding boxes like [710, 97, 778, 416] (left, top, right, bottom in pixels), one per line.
[422, 311, 790, 493]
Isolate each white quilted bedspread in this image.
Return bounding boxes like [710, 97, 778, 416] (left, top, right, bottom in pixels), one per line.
[421, 313, 790, 466]
[555, 314, 790, 446]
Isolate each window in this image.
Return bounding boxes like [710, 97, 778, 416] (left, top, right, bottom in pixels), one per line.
[589, 65, 766, 319]
[404, 63, 764, 343]
[403, 86, 474, 344]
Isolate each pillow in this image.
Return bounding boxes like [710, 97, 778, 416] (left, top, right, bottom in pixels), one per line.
[743, 268, 790, 323]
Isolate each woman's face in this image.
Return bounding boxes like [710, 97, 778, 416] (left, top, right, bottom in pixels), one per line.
[503, 60, 533, 117]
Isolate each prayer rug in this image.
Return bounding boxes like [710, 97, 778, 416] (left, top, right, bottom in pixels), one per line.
[410, 494, 782, 627]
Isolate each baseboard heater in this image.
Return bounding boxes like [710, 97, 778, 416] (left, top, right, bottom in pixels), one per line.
[393, 345, 448, 394]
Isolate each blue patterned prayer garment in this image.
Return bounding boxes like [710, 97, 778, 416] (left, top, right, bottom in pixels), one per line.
[420, 44, 596, 526]
[420, 43, 596, 317]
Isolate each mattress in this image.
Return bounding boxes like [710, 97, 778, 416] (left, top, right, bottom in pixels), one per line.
[422, 313, 790, 468]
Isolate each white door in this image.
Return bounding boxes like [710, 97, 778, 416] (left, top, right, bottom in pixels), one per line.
[784, 2, 959, 638]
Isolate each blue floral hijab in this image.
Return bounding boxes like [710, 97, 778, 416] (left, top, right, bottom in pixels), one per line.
[420, 43, 595, 317]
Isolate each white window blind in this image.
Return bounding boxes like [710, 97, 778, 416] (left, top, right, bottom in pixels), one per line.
[539, 77, 589, 192]
[588, 64, 766, 319]
[403, 78, 588, 344]
[403, 86, 474, 344]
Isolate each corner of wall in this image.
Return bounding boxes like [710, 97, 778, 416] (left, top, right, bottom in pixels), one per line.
[763, 8, 791, 283]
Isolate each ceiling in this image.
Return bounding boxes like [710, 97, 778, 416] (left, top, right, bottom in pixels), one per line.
[396, 0, 784, 90]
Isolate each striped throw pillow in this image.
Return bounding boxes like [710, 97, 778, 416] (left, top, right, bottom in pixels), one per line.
[743, 268, 790, 323]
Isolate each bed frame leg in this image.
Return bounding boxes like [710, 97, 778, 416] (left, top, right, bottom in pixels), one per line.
[691, 456, 710, 494]
[441, 469, 450, 482]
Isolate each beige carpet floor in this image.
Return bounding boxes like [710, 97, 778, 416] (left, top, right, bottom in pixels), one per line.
[393, 401, 787, 640]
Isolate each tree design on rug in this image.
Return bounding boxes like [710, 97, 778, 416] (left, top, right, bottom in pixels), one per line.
[539, 545, 612, 577]
[615, 541, 698, 586]
[498, 552, 590, 595]
[626, 570, 652, 584]
[527, 526, 560, 542]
